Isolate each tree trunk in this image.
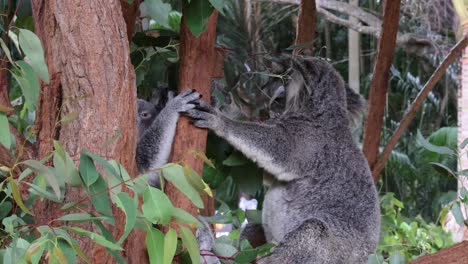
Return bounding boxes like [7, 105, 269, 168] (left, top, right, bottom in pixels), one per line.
[362, 0, 400, 182]
[120, 0, 141, 41]
[31, 0, 144, 263]
[348, 0, 360, 92]
[165, 10, 218, 229]
[293, 0, 316, 55]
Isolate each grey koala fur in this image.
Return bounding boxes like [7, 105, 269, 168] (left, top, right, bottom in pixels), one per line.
[136, 89, 200, 187]
[185, 56, 380, 263]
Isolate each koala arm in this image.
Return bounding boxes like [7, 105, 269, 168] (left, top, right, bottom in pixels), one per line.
[186, 103, 299, 182]
[137, 89, 200, 186]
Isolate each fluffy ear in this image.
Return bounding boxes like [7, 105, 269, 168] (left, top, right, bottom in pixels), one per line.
[345, 85, 367, 124]
[150, 85, 169, 107]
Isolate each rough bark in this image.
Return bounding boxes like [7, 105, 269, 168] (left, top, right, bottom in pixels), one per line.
[293, 0, 316, 55]
[120, 0, 141, 41]
[362, 0, 400, 181]
[166, 10, 218, 227]
[372, 37, 468, 179]
[31, 0, 142, 263]
[409, 241, 468, 264]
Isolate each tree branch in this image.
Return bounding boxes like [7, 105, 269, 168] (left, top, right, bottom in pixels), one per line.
[410, 241, 468, 264]
[362, 0, 401, 182]
[294, 0, 317, 55]
[372, 37, 468, 178]
[263, 0, 436, 54]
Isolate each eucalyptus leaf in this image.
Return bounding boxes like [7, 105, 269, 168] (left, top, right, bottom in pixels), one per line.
[0, 112, 12, 149]
[18, 29, 49, 83]
[142, 186, 173, 225]
[180, 226, 200, 264]
[114, 192, 137, 243]
[184, 0, 214, 37]
[162, 164, 204, 208]
[65, 227, 123, 251]
[15, 60, 39, 111]
[146, 227, 164, 264]
[163, 228, 178, 264]
[22, 160, 61, 199]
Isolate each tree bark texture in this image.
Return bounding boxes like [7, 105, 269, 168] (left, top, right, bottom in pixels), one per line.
[362, 0, 400, 181]
[166, 11, 218, 227]
[409, 241, 468, 264]
[120, 0, 141, 41]
[31, 0, 143, 263]
[293, 0, 316, 55]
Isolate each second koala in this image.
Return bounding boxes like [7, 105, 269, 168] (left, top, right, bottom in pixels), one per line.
[136, 89, 200, 187]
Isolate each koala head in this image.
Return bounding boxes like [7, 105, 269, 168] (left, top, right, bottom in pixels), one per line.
[137, 99, 161, 139]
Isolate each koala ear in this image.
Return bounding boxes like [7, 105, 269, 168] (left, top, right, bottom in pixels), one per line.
[150, 86, 169, 106]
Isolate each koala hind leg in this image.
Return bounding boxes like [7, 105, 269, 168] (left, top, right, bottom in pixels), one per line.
[258, 218, 352, 264]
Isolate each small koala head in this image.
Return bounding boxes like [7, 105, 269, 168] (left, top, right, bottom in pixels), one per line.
[137, 99, 161, 139]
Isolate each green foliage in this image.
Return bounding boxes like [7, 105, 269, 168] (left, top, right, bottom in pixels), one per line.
[369, 193, 454, 264]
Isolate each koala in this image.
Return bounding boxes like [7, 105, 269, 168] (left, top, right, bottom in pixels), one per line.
[136, 88, 200, 187]
[186, 56, 380, 263]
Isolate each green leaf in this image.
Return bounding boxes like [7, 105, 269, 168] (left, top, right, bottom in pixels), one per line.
[9, 178, 33, 215]
[234, 249, 257, 263]
[0, 201, 12, 220]
[0, 112, 12, 149]
[429, 162, 457, 178]
[65, 227, 123, 251]
[146, 227, 164, 264]
[245, 210, 262, 224]
[53, 140, 81, 186]
[145, 0, 172, 28]
[114, 192, 137, 243]
[18, 29, 49, 83]
[57, 239, 77, 264]
[83, 150, 121, 180]
[79, 154, 100, 186]
[57, 213, 110, 222]
[223, 152, 248, 166]
[180, 226, 200, 264]
[184, 0, 214, 37]
[22, 160, 61, 199]
[172, 208, 202, 227]
[142, 186, 173, 225]
[208, 0, 225, 15]
[162, 164, 204, 208]
[183, 166, 206, 193]
[0, 38, 14, 65]
[168, 11, 182, 32]
[451, 203, 465, 225]
[70, 241, 91, 264]
[15, 60, 40, 111]
[25, 182, 62, 202]
[163, 228, 178, 264]
[417, 130, 455, 156]
[213, 242, 237, 258]
[88, 176, 113, 217]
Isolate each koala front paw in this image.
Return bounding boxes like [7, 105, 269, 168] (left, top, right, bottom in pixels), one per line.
[167, 89, 201, 113]
[185, 103, 224, 134]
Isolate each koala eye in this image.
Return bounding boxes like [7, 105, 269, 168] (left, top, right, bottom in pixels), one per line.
[140, 112, 151, 119]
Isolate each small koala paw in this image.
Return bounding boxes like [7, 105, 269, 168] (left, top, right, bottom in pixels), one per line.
[168, 89, 201, 113]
